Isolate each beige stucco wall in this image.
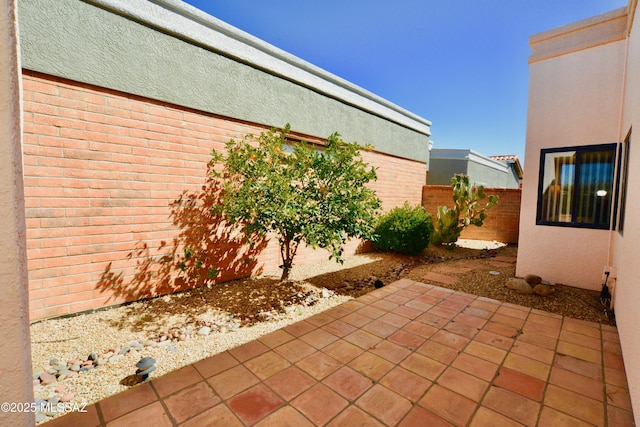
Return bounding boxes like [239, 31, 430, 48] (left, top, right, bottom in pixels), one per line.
[522, 2, 640, 420]
[0, 0, 35, 425]
[517, 11, 627, 290]
[612, 0, 640, 418]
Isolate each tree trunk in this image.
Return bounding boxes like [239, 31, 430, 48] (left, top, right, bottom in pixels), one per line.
[280, 265, 290, 282]
[279, 234, 293, 282]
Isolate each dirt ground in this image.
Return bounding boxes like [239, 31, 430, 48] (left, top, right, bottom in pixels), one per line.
[119, 243, 614, 329]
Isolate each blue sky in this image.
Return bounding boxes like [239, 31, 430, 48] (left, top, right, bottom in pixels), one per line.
[182, 0, 627, 162]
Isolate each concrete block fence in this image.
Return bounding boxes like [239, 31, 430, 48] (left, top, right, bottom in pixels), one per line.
[421, 185, 522, 244]
[23, 72, 427, 321]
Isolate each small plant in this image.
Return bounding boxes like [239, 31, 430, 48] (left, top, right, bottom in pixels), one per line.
[374, 202, 434, 255]
[211, 124, 381, 281]
[432, 174, 499, 248]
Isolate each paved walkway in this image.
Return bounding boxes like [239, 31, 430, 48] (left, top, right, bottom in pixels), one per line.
[46, 279, 635, 426]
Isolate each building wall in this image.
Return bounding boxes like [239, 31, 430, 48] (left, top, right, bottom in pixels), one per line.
[516, 8, 627, 290]
[23, 72, 427, 321]
[612, 0, 640, 418]
[16, 0, 432, 321]
[421, 186, 521, 244]
[428, 149, 519, 189]
[466, 160, 517, 189]
[18, 0, 431, 163]
[428, 159, 469, 185]
[0, 0, 35, 425]
[521, 3, 640, 420]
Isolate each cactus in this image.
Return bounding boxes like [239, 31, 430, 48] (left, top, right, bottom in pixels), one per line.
[432, 174, 499, 248]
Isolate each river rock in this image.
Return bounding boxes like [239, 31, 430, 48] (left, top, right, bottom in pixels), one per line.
[524, 274, 543, 285]
[108, 354, 123, 364]
[57, 369, 73, 379]
[198, 326, 211, 336]
[138, 365, 156, 376]
[33, 368, 45, 379]
[60, 393, 74, 403]
[533, 284, 555, 296]
[136, 357, 156, 370]
[39, 372, 57, 385]
[505, 278, 533, 295]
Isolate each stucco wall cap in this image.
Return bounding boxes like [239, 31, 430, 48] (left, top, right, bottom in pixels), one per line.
[530, 7, 627, 44]
[88, 0, 431, 136]
[430, 148, 509, 172]
[628, 0, 638, 35]
[529, 7, 628, 63]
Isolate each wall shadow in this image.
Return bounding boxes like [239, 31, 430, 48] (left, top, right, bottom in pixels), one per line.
[96, 172, 267, 305]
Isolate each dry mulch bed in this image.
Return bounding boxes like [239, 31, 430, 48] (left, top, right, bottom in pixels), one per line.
[308, 245, 613, 325]
[114, 243, 613, 330]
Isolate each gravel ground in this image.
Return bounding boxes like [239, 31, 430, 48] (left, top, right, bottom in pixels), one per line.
[30, 255, 384, 422]
[31, 241, 611, 423]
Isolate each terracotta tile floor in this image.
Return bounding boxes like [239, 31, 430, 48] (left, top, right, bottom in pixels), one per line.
[44, 279, 636, 426]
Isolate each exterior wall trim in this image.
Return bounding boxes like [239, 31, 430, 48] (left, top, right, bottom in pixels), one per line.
[529, 7, 628, 64]
[628, 0, 638, 35]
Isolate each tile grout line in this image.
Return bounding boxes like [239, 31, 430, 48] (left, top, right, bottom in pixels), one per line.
[86, 277, 626, 427]
[450, 291, 517, 427]
[148, 372, 178, 426]
[385, 281, 488, 426]
[599, 322, 610, 427]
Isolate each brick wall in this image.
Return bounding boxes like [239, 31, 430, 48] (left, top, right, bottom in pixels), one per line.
[23, 71, 427, 321]
[421, 185, 521, 244]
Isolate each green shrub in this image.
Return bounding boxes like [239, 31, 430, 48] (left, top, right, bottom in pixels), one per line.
[374, 203, 434, 255]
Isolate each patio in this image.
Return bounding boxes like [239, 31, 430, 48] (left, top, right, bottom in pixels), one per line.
[41, 260, 635, 427]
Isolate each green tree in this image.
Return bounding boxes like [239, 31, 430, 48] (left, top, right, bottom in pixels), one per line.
[211, 124, 381, 281]
[432, 174, 499, 248]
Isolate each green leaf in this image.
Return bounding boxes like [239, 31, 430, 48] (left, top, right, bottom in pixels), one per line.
[210, 124, 381, 281]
